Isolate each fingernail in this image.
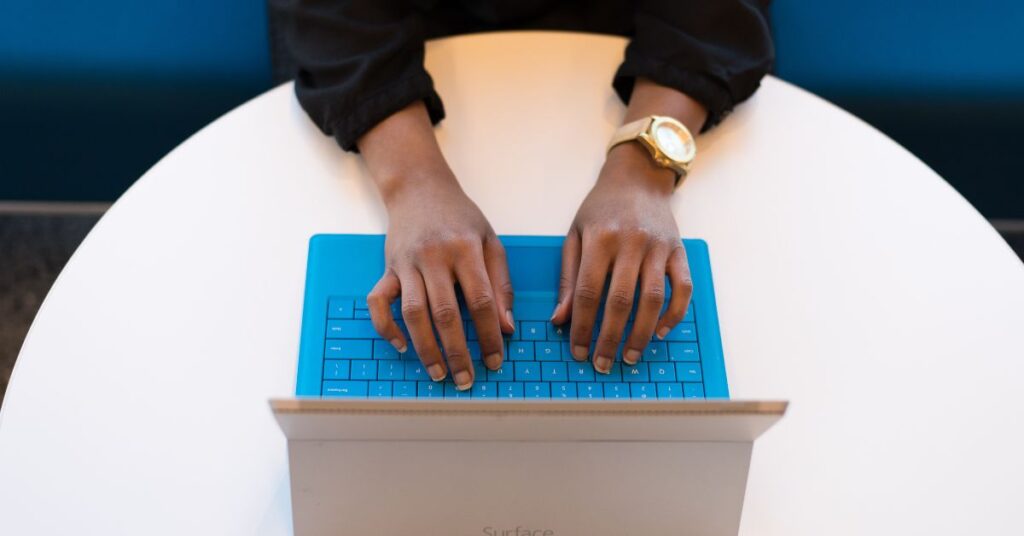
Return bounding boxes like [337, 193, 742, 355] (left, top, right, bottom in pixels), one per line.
[454, 370, 473, 390]
[390, 338, 407, 353]
[572, 345, 589, 361]
[549, 300, 561, 322]
[505, 309, 515, 329]
[484, 353, 503, 370]
[428, 364, 446, 382]
[656, 327, 669, 340]
[623, 349, 640, 365]
[594, 355, 612, 374]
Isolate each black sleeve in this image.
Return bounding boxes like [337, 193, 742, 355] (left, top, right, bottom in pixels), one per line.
[614, 0, 774, 131]
[277, 0, 444, 151]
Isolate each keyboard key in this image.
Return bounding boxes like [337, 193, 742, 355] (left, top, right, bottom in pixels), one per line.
[524, 382, 550, 398]
[499, 382, 524, 398]
[541, 362, 568, 382]
[683, 301, 695, 323]
[444, 383, 470, 398]
[683, 383, 705, 398]
[373, 340, 400, 360]
[663, 322, 697, 342]
[521, 321, 546, 341]
[676, 363, 703, 382]
[326, 319, 377, 339]
[487, 365, 513, 382]
[404, 361, 431, 381]
[377, 361, 403, 380]
[467, 341, 482, 361]
[657, 383, 683, 399]
[327, 298, 354, 319]
[466, 322, 479, 341]
[595, 363, 622, 382]
[393, 381, 416, 398]
[322, 380, 367, 397]
[535, 341, 560, 361]
[643, 342, 669, 361]
[630, 383, 656, 399]
[649, 363, 676, 382]
[603, 383, 629, 399]
[323, 360, 350, 380]
[578, 383, 603, 399]
[567, 362, 593, 382]
[508, 341, 534, 360]
[472, 362, 487, 381]
[668, 342, 700, 362]
[546, 323, 569, 340]
[353, 309, 371, 319]
[512, 298, 557, 321]
[514, 362, 541, 381]
[399, 341, 418, 361]
[471, 382, 496, 398]
[369, 381, 391, 397]
[622, 362, 650, 382]
[354, 296, 369, 310]
[418, 381, 442, 398]
[350, 360, 377, 380]
[324, 339, 372, 359]
[551, 382, 577, 399]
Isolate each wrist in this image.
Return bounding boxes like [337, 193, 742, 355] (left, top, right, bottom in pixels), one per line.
[378, 165, 462, 210]
[601, 142, 676, 197]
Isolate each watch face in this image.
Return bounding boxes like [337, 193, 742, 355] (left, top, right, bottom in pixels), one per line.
[652, 119, 696, 163]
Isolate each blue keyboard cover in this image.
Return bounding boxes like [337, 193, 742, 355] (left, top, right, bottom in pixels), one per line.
[296, 235, 728, 400]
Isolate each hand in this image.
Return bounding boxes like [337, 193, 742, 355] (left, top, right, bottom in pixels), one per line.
[365, 169, 514, 391]
[551, 142, 693, 373]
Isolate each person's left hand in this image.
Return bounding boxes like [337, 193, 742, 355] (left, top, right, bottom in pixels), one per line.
[550, 142, 693, 373]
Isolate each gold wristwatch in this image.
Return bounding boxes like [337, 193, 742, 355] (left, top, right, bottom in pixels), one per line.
[607, 115, 696, 187]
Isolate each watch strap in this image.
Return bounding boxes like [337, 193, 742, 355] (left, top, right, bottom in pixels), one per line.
[606, 117, 654, 153]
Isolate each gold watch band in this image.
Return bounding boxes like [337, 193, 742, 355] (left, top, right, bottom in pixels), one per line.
[606, 117, 654, 153]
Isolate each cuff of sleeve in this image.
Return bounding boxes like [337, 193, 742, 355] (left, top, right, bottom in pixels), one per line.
[613, 56, 736, 132]
[329, 71, 446, 152]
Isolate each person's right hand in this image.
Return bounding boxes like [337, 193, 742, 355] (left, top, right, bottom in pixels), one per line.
[366, 169, 514, 392]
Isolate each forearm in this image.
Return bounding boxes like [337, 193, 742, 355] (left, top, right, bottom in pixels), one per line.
[623, 77, 707, 135]
[356, 101, 460, 208]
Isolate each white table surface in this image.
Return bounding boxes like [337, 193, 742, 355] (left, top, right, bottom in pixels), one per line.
[2, 32, 1023, 535]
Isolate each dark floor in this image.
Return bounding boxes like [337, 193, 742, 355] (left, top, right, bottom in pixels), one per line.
[1, 212, 1023, 404]
[1, 212, 101, 402]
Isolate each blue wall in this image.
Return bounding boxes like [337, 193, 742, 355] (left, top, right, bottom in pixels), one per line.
[773, 1, 1024, 94]
[0, 0, 272, 201]
[0, 0, 269, 80]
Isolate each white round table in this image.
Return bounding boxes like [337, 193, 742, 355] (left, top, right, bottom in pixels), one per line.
[2, 32, 1022, 535]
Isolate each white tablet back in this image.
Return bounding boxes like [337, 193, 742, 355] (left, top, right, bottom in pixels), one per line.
[272, 399, 786, 536]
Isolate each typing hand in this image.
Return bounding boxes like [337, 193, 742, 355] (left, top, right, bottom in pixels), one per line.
[551, 142, 693, 373]
[366, 171, 514, 392]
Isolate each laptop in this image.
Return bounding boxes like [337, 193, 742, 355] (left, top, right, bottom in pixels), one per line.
[272, 234, 786, 535]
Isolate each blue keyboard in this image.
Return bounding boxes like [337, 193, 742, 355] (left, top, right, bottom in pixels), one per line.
[319, 292, 706, 399]
[295, 235, 729, 400]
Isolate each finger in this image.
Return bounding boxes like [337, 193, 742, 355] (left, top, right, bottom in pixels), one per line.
[483, 235, 515, 335]
[568, 233, 612, 362]
[551, 229, 581, 325]
[398, 270, 447, 382]
[367, 270, 407, 352]
[622, 248, 669, 365]
[656, 246, 694, 338]
[593, 245, 643, 373]
[422, 266, 475, 391]
[455, 245, 505, 371]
